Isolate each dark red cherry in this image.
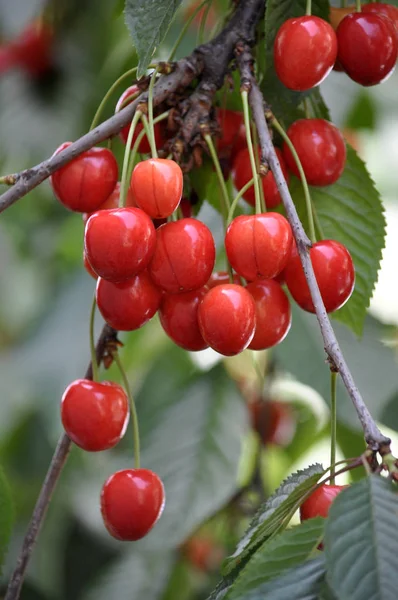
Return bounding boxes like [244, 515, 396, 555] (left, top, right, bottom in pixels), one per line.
[274, 16, 337, 91]
[82, 182, 136, 224]
[50, 143, 118, 213]
[149, 219, 215, 294]
[284, 240, 355, 313]
[101, 469, 165, 541]
[84, 208, 156, 282]
[232, 147, 290, 209]
[198, 284, 256, 356]
[225, 214, 293, 281]
[130, 158, 183, 219]
[159, 287, 209, 351]
[249, 399, 296, 447]
[282, 119, 346, 187]
[216, 108, 246, 155]
[362, 3, 398, 38]
[115, 86, 165, 153]
[246, 280, 291, 350]
[10, 21, 53, 77]
[300, 484, 347, 521]
[96, 272, 162, 331]
[336, 13, 397, 86]
[61, 379, 129, 451]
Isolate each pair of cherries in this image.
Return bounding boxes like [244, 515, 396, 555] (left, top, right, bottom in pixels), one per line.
[274, 5, 398, 91]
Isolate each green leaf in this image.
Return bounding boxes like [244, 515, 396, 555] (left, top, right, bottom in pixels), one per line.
[325, 475, 398, 600]
[290, 145, 386, 336]
[124, 0, 182, 77]
[0, 465, 14, 574]
[225, 518, 325, 599]
[222, 464, 324, 575]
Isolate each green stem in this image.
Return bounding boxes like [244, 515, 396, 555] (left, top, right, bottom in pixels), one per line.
[147, 67, 159, 159]
[140, 114, 156, 159]
[241, 91, 261, 215]
[356, 0, 361, 11]
[272, 117, 316, 243]
[198, 0, 212, 45]
[168, 0, 209, 61]
[89, 295, 99, 383]
[253, 127, 266, 213]
[114, 353, 140, 469]
[227, 177, 254, 225]
[330, 371, 337, 485]
[119, 110, 142, 208]
[89, 67, 138, 131]
[204, 134, 231, 223]
[306, 0, 312, 16]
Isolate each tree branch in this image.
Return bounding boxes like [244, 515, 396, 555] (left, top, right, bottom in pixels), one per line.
[235, 44, 390, 452]
[5, 325, 118, 600]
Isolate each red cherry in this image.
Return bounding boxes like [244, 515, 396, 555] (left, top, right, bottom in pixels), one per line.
[183, 536, 224, 572]
[282, 119, 346, 187]
[246, 280, 291, 350]
[130, 159, 183, 219]
[216, 108, 245, 154]
[336, 13, 397, 86]
[85, 208, 156, 282]
[362, 3, 398, 36]
[101, 469, 165, 541]
[274, 16, 337, 91]
[284, 240, 355, 313]
[83, 251, 98, 280]
[115, 86, 164, 153]
[96, 272, 162, 331]
[82, 182, 136, 224]
[10, 22, 53, 77]
[159, 287, 209, 351]
[50, 143, 118, 213]
[225, 214, 293, 281]
[249, 400, 296, 447]
[207, 271, 241, 288]
[232, 147, 289, 209]
[61, 379, 129, 451]
[198, 284, 256, 356]
[149, 219, 215, 294]
[300, 484, 347, 521]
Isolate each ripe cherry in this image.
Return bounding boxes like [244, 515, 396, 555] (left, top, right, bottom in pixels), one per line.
[362, 3, 398, 38]
[85, 208, 156, 282]
[149, 219, 215, 294]
[336, 13, 397, 86]
[225, 214, 293, 281]
[96, 272, 162, 331]
[50, 143, 118, 213]
[115, 86, 164, 153]
[83, 251, 98, 280]
[130, 159, 183, 219]
[246, 280, 291, 350]
[82, 182, 136, 224]
[274, 16, 337, 91]
[284, 240, 355, 313]
[232, 147, 290, 209]
[159, 287, 209, 351]
[207, 271, 241, 288]
[300, 484, 347, 521]
[61, 379, 129, 451]
[282, 119, 346, 187]
[198, 284, 256, 356]
[183, 536, 224, 572]
[10, 21, 53, 77]
[249, 399, 296, 447]
[216, 108, 246, 156]
[101, 469, 165, 541]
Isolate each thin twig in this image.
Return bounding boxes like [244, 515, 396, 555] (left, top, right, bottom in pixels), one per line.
[236, 44, 390, 451]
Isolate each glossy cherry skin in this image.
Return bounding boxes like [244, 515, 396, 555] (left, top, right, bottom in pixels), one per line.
[362, 3, 398, 38]
[130, 158, 183, 219]
[10, 22, 53, 77]
[232, 147, 290, 209]
[283, 119, 346, 187]
[96, 272, 162, 331]
[82, 182, 136, 224]
[84, 208, 156, 282]
[83, 251, 98, 280]
[274, 16, 337, 91]
[159, 287, 209, 351]
[198, 284, 256, 356]
[207, 271, 241, 288]
[61, 379, 129, 451]
[246, 280, 291, 350]
[101, 469, 165, 541]
[300, 484, 347, 521]
[50, 143, 118, 213]
[149, 219, 216, 294]
[249, 399, 296, 447]
[284, 240, 355, 313]
[337, 13, 398, 86]
[225, 214, 293, 281]
[115, 86, 164, 153]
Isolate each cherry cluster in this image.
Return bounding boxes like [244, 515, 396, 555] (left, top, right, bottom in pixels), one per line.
[274, 2, 398, 90]
[0, 21, 53, 78]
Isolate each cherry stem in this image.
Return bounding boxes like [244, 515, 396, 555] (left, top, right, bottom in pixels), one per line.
[204, 133, 231, 224]
[271, 116, 316, 244]
[119, 110, 142, 208]
[0, 174, 16, 186]
[198, 0, 213, 45]
[305, 0, 312, 16]
[168, 0, 210, 61]
[89, 67, 138, 132]
[241, 90, 262, 215]
[330, 371, 337, 485]
[148, 66, 159, 159]
[113, 353, 140, 469]
[253, 128, 266, 213]
[356, 0, 361, 12]
[89, 295, 99, 383]
[227, 177, 255, 225]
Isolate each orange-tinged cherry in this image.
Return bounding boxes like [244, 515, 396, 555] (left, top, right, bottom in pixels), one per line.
[131, 158, 183, 219]
[115, 86, 165, 152]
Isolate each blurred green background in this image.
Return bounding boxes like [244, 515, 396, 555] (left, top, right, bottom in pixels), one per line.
[0, 1, 398, 599]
